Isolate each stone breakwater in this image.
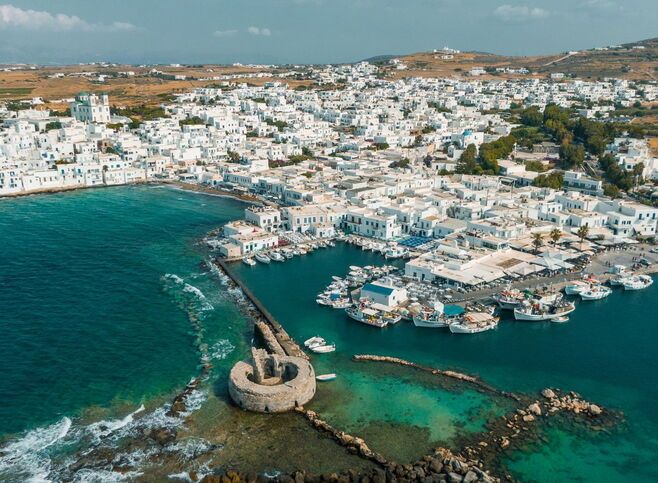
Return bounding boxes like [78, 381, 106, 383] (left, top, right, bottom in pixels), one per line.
[352, 355, 520, 402]
[214, 259, 307, 359]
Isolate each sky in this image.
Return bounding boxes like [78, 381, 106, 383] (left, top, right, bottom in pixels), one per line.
[0, 0, 656, 65]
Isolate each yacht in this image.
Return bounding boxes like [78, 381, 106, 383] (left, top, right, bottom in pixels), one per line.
[254, 252, 271, 264]
[449, 312, 499, 334]
[345, 305, 388, 328]
[242, 257, 257, 267]
[514, 300, 576, 321]
[622, 275, 654, 291]
[580, 285, 612, 300]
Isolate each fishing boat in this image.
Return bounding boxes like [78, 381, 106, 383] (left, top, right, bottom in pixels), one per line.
[242, 257, 256, 266]
[269, 251, 285, 262]
[304, 336, 326, 348]
[311, 343, 336, 354]
[622, 275, 654, 291]
[492, 288, 526, 310]
[412, 304, 450, 328]
[514, 300, 576, 321]
[449, 312, 499, 334]
[316, 374, 337, 382]
[580, 285, 612, 300]
[345, 305, 388, 328]
[255, 252, 271, 264]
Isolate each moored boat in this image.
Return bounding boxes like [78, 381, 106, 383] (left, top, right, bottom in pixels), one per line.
[449, 312, 499, 334]
[255, 252, 271, 264]
[580, 285, 612, 300]
[345, 305, 388, 328]
[514, 300, 575, 321]
[242, 257, 256, 266]
[622, 275, 654, 291]
[311, 343, 336, 354]
[304, 336, 326, 348]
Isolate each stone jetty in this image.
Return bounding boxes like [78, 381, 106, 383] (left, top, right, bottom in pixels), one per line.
[353, 355, 520, 402]
[213, 259, 316, 413]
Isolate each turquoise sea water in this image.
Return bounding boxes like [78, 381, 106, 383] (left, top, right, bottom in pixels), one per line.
[231, 245, 658, 481]
[1, 186, 657, 481]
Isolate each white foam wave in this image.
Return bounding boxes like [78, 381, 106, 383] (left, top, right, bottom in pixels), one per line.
[72, 468, 143, 482]
[0, 417, 71, 482]
[208, 340, 235, 361]
[86, 405, 145, 441]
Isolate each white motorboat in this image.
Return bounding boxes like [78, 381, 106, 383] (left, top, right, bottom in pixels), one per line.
[269, 251, 285, 262]
[311, 343, 336, 354]
[282, 250, 294, 259]
[580, 285, 612, 300]
[514, 301, 576, 321]
[622, 275, 654, 291]
[304, 336, 326, 348]
[449, 312, 499, 334]
[255, 253, 271, 264]
[316, 374, 337, 381]
[242, 257, 256, 266]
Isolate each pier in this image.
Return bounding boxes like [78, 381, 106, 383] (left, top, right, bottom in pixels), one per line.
[215, 258, 307, 359]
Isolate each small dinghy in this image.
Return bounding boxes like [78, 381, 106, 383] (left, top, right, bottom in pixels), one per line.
[551, 316, 569, 323]
[316, 374, 337, 382]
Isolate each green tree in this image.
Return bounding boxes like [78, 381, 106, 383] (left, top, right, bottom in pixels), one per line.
[531, 233, 544, 253]
[456, 144, 479, 174]
[549, 228, 562, 245]
[559, 143, 585, 169]
[532, 171, 564, 189]
[576, 225, 590, 249]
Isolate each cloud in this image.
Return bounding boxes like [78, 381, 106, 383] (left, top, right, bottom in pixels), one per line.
[247, 26, 272, 36]
[581, 0, 619, 10]
[0, 4, 136, 32]
[212, 29, 239, 37]
[493, 4, 550, 22]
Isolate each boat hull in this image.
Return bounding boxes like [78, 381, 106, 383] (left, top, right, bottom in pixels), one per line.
[514, 305, 575, 321]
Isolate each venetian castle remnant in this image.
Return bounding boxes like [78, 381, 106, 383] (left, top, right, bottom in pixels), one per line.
[228, 347, 316, 413]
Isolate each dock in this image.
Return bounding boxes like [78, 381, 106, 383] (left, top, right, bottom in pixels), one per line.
[215, 258, 307, 359]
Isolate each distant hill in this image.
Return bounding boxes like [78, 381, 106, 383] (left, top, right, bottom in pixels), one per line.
[386, 38, 658, 81]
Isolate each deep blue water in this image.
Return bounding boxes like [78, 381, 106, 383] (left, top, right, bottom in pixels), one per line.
[0, 186, 249, 436]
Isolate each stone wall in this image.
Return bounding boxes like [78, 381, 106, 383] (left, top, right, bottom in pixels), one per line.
[228, 352, 316, 413]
